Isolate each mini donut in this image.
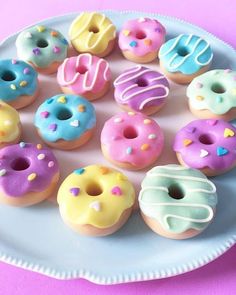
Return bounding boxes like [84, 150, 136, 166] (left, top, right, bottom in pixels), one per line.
[101, 112, 164, 170]
[187, 69, 236, 120]
[57, 165, 135, 236]
[0, 101, 22, 148]
[0, 142, 59, 207]
[159, 34, 213, 84]
[0, 59, 38, 109]
[114, 65, 170, 115]
[118, 17, 166, 63]
[57, 53, 111, 101]
[139, 164, 217, 239]
[16, 25, 69, 74]
[173, 119, 236, 176]
[69, 12, 116, 57]
[34, 94, 96, 150]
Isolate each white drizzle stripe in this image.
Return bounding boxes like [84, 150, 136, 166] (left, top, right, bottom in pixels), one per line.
[69, 12, 92, 40]
[114, 67, 154, 85]
[148, 165, 189, 171]
[139, 86, 169, 110]
[86, 23, 115, 50]
[149, 76, 166, 82]
[159, 34, 184, 57]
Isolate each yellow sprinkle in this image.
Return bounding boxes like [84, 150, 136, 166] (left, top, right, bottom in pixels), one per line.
[232, 88, 236, 95]
[78, 104, 85, 112]
[20, 80, 27, 87]
[144, 39, 152, 46]
[141, 143, 150, 151]
[224, 128, 235, 138]
[10, 84, 16, 90]
[37, 25, 45, 32]
[196, 95, 204, 101]
[128, 111, 136, 116]
[143, 119, 152, 125]
[27, 173, 37, 181]
[117, 173, 127, 181]
[183, 139, 193, 146]
[37, 144, 43, 150]
[123, 30, 130, 36]
[100, 167, 109, 174]
[57, 96, 66, 104]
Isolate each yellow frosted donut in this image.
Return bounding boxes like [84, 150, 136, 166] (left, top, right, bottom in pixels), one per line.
[57, 165, 135, 236]
[0, 101, 21, 148]
[69, 12, 116, 57]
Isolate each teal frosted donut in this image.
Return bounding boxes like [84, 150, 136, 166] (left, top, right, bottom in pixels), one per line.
[159, 34, 213, 84]
[0, 59, 38, 109]
[139, 164, 217, 239]
[16, 25, 68, 74]
[34, 94, 96, 150]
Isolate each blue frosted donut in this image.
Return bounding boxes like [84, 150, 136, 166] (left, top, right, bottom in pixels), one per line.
[159, 34, 213, 78]
[0, 59, 38, 109]
[34, 94, 96, 150]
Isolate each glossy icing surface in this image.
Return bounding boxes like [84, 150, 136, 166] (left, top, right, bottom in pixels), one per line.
[187, 69, 236, 115]
[69, 12, 116, 55]
[159, 34, 213, 75]
[101, 112, 164, 167]
[0, 143, 59, 197]
[34, 94, 96, 142]
[0, 101, 21, 143]
[57, 53, 111, 94]
[139, 165, 217, 234]
[114, 65, 169, 111]
[57, 165, 135, 228]
[0, 59, 38, 102]
[118, 18, 166, 57]
[16, 26, 68, 68]
[173, 119, 236, 170]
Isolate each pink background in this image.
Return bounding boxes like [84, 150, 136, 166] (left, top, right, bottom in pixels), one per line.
[0, 0, 236, 294]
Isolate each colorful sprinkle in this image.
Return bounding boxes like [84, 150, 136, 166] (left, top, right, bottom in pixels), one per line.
[126, 147, 132, 154]
[200, 149, 209, 158]
[123, 30, 130, 36]
[19, 80, 27, 87]
[23, 67, 30, 74]
[77, 105, 85, 112]
[70, 120, 79, 127]
[37, 25, 45, 32]
[155, 27, 162, 33]
[183, 139, 193, 146]
[141, 143, 150, 151]
[207, 119, 218, 126]
[48, 123, 57, 132]
[37, 144, 42, 150]
[114, 117, 123, 123]
[10, 84, 16, 90]
[216, 96, 223, 103]
[70, 187, 80, 196]
[128, 111, 136, 116]
[40, 111, 50, 118]
[100, 167, 109, 174]
[144, 39, 152, 46]
[33, 48, 41, 55]
[196, 82, 203, 88]
[148, 134, 157, 139]
[37, 153, 45, 160]
[4, 120, 12, 126]
[111, 186, 122, 196]
[19, 142, 26, 148]
[138, 17, 146, 22]
[53, 46, 61, 54]
[25, 32, 32, 38]
[27, 173, 37, 181]
[61, 38, 68, 45]
[0, 169, 6, 177]
[50, 31, 58, 37]
[117, 173, 127, 181]
[48, 161, 54, 168]
[186, 126, 196, 133]
[143, 119, 151, 125]
[224, 128, 235, 138]
[57, 96, 66, 104]
[217, 146, 229, 156]
[129, 40, 138, 47]
[47, 98, 54, 104]
[89, 201, 101, 212]
[11, 59, 17, 64]
[196, 95, 204, 101]
[74, 168, 85, 175]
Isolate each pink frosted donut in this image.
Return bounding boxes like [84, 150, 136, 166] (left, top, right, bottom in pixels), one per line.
[57, 53, 111, 101]
[118, 17, 166, 63]
[114, 65, 170, 115]
[173, 119, 236, 176]
[101, 112, 164, 170]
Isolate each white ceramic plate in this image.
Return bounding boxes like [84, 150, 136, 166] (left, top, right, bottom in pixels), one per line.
[0, 11, 236, 285]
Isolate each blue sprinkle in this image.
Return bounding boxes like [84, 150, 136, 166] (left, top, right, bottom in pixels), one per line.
[126, 147, 132, 154]
[217, 146, 228, 156]
[74, 168, 85, 175]
[19, 142, 26, 148]
[129, 41, 137, 47]
[216, 96, 223, 103]
[47, 98, 54, 104]
[61, 38, 68, 45]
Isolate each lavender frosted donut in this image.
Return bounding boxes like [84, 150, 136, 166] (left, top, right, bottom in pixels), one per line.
[173, 119, 236, 176]
[0, 142, 60, 207]
[114, 66, 170, 115]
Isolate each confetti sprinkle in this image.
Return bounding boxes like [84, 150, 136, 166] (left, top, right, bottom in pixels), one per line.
[117, 173, 127, 181]
[141, 143, 150, 151]
[123, 30, 130, 36]
[74, 168, 85, 175]
[70, 120, 79, 127]
[19, 142, 26, 148]
[217, 147, 228, 156]
[20, 80, 27, 87]
[155, 27, 162, 33]
[47, 98, 54, 104]
[37, 144, 42, 150]
[129, 40, 138, 47]
[196, 95, 204, 101]
[216, 96, 223, 103]
[128, 111, 136, 116]
[11, 59, 17, 64]
[23, 67, 30, 74]
[10, 84, 16, 90]
[89, 201, 101, 212]
[200, 149, 209, 158]
[70, 187, 80, 196]
[53, 46, 61, 54]
[37, 153, 45, 160]
[51, 31, 58, 37]
[183, 139, 192, 146]
[126, 147, 132, 154]
[33, 48, 41, 55]
[57, 96, 66, 104]
[207, 119, 218, 126]
[48, 123, 57, 132]
[40, 111, 50, 118]
[48, 161, 54, 168]
[224, 128, 235, 138]
[78, 104, 85, 112]
[148, 134, 156, 139]
[27, 173, 37, 181]
[100, 167, 109, 174]
[37, 25, 45, 32]
[144, 39, 152, 46]
[61, 38, 68, 45]
[143, 119, 151, 125]
[0, 169, 7, 177]
[25, 32, 32, 38]
[111, 186, 122, 196]
[114, 117, 123, 123]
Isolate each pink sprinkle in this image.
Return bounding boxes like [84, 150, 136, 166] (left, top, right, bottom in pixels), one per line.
[48, 123, 57, 131]
[111, 186, 122, 196]
[196, 82, 203, 88]
[48, 161, 54, 168]
[40, 111, 50, 118]
[23, 67, 30, 74]
[53, 46, 61, 53]
[12, 59, 17, 64]
[207, 119, 218, 126]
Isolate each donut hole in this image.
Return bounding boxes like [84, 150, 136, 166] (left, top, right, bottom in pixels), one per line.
[211, 83, 226, 94]
[89, 26, 99, 34]
[1, 70, 16, 81]
[136, 30, 146, 40]
[199, 133, 215, 145]
[36, 39, 49, 48]
[11, 157, 30, 171]
[86, 182, 103, 196]
[56, 107, 73, 120]
[177, 46, 190, 57]
[123, 126, 138, 139]
[136, 78, 148, 87]
[168, 183, 185, 200]
[76, 65, 88, 75]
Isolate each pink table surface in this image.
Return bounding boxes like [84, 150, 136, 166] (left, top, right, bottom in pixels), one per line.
[0, 1, 236, 294]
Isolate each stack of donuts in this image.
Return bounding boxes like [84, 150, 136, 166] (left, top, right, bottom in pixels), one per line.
[0, 11, 235, 239]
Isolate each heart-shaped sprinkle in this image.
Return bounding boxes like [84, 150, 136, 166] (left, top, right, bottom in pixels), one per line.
[49, 123, 57, 132]
[27, 173, 37, 181]
[0, 169, 6, 177]
[224, 128, 235, 138]
[20, 80, 27, 87]
[40, 111, 50, 118]
[111, 186, 122, 196]
[48, 161, 54, 168]
[114, 117, 123, 123]
[70, 187, 80, 196]
[129, 40, 137, 47]
[183, 139, 192, 146]
[74, 168, 85, 175]
[200, 149, 209, 158]
[148, 134, 157, 139]
[23, 67, 30, 74]
[126, 147, 132, 154]
[217, 146, 229, 156]
[207, 119, 218, 126]
[57, 96, 66, 104]
[33, 48, 41, 55]
[89, 201, 101, 212]
[37, 153, 45, 160]
[19, 142, 26, 148]
[12, 59, 17, 64]
[25, 32, 32, 38]
[4, 120, 12, 126]
[70, 120, 79, 127]
[53, 46, 61, 54]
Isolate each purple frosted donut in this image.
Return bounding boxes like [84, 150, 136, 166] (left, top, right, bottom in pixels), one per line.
[114, 66, 170, 115]
[173, 119, 236, 176]
[0, 142, 60, 206]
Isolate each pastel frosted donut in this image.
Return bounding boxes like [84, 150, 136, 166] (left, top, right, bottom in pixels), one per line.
[34, 94, 96, 150]
[69, 12, 116, 57]
[0, 101, 22, 148]
[187, 69, 236, 121]
[16, 25, 69, 74]
[114, 66, 169, 115]
[173, 119, 236, 176]
[101, 112, 164, 170]
[118, 17, 166, 63]
[57, 165, 135, 236]
[0, 59, 38, 109]
[0, 142, 59, 207]
[57, 53, 111, 101]
[159, 34, 213, 84]
[139, 164, 217, 239]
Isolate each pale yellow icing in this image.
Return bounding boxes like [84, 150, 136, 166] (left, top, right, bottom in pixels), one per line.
[69, 12, 116, 55]
[57, 165, 135, 228]
[0, 101, 20, 143]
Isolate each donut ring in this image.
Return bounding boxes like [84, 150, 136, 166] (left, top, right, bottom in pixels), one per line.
[57, 165, 135, 236]
[139, 164, 217, 239]
[187, 69, 236, 120]
[101, 112, 164, 170]
[173, 119, 236, 176]
[0, 142, 59, 207]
